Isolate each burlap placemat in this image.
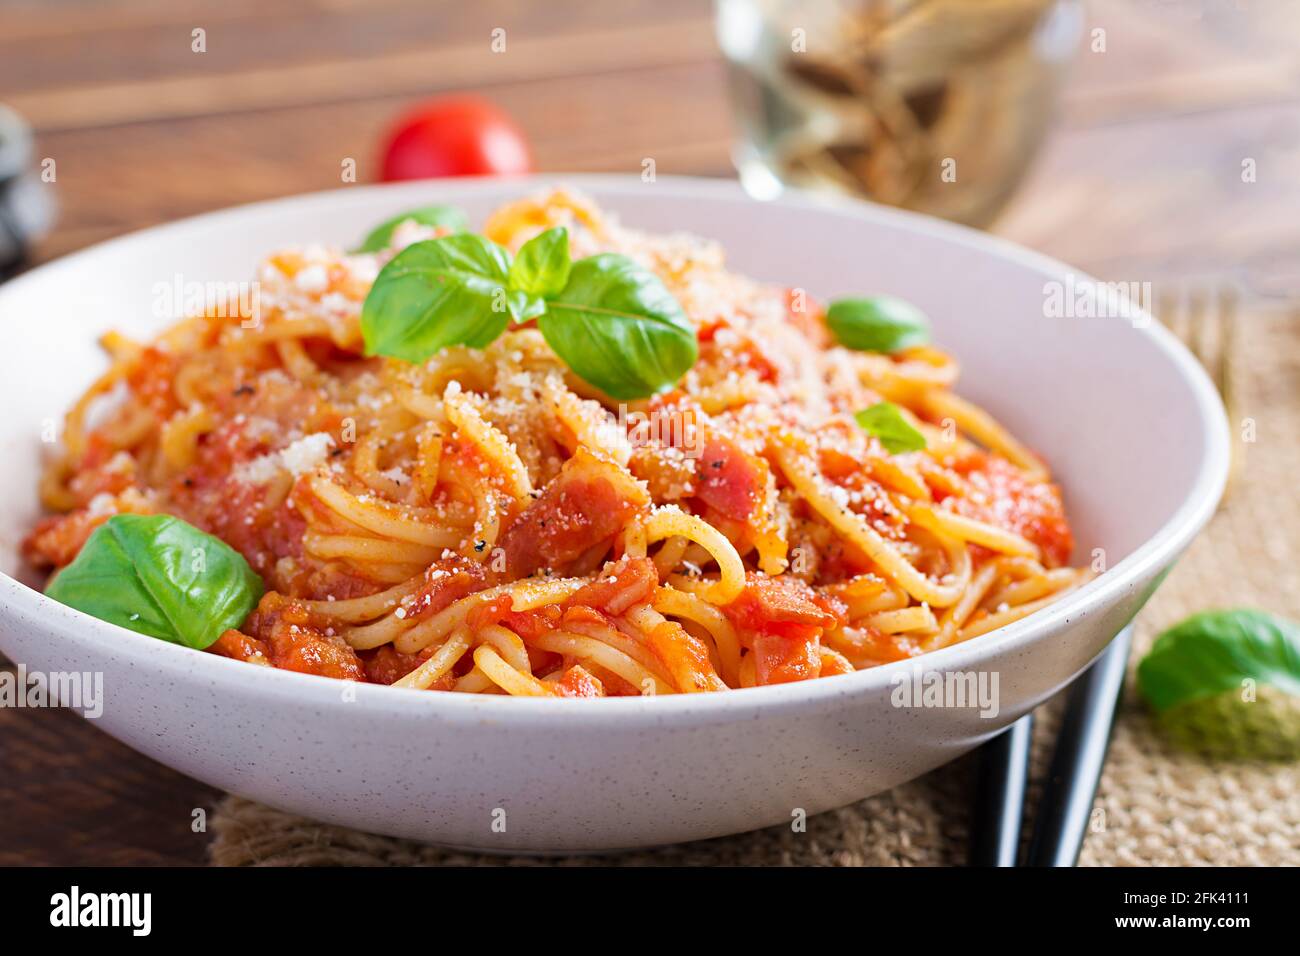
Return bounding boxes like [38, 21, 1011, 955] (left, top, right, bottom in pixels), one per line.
[209, 307, 1300, 866]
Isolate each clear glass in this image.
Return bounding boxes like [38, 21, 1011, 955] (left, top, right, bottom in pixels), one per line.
[716, 0, 1084, 227]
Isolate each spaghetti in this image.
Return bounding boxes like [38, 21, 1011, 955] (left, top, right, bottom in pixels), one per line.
[26, 188, 1087, 696]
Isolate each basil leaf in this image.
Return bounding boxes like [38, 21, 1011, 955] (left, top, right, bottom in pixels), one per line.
[538, 253, 698, 400]
[361, 234, 514, 362]
[353, 205, 471, 253]
[1138, 609, 1300, 712]
[509, 227, 571, 299]
[46, 514, 263, 650]
[827, 296, 930, 353]
[854, 401, 926, 454]
[506, 289, 547, 324]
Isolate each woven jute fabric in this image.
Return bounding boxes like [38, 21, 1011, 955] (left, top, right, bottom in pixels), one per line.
[209, 308, 1300, 866]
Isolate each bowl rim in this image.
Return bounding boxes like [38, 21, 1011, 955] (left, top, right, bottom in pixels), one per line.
[0, 173, 1231, 724]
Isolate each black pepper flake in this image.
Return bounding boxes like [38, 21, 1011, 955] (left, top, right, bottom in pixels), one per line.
[233, 384, 255, 397]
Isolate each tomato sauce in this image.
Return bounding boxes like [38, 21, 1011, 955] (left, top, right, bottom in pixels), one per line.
[942, 449, 1074, 567]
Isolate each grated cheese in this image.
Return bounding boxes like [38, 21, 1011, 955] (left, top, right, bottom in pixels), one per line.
[235, 432, 335, 485]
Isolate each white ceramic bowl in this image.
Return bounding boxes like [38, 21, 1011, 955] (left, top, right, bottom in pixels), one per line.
[0, 176, 1228, 852]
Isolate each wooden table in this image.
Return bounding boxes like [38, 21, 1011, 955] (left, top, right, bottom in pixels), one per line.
[2, 0, 1297, 864]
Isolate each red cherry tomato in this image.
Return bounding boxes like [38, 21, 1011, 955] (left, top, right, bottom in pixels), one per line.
[379, 96, 533, 181]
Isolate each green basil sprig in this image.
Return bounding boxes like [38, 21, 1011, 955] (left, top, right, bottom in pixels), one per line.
[827, 295, 930, 353]
[508, 223, 571, 298]
[361, 233, 516, 362]
[353, 204, 470, 253]
[1139, 609, 1300, 711]
[539, 254, 696, 401]
[1138, 609, 1300, 760]
[854, 401, 927, 454]
[360, 225, 697, 399]
[46, 514, 264, 650]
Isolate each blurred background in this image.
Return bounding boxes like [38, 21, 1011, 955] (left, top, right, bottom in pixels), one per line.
[0, 0, 1296, 296]
[2, 0, 1298, 865]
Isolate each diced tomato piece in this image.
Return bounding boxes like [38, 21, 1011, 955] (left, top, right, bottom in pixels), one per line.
[565, 556, 658, 614]
[723, 572, 844, 639]
[240, 593, 364, 681]
[643, 617, 727, 693]
[723, 573, 846, 686]
[694, 435, 765, 523]
[404, 558, 488, 621]
[499, 448, 649, 577]
[202, 480, 307, 584]
[468, 595, 561, 641]
[555, 665, 605, 698]
[468, 595, 514, 632]
[752, 629, 822, 685]
[209, 628, 269, 663]
[271, 631, 363, 681]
